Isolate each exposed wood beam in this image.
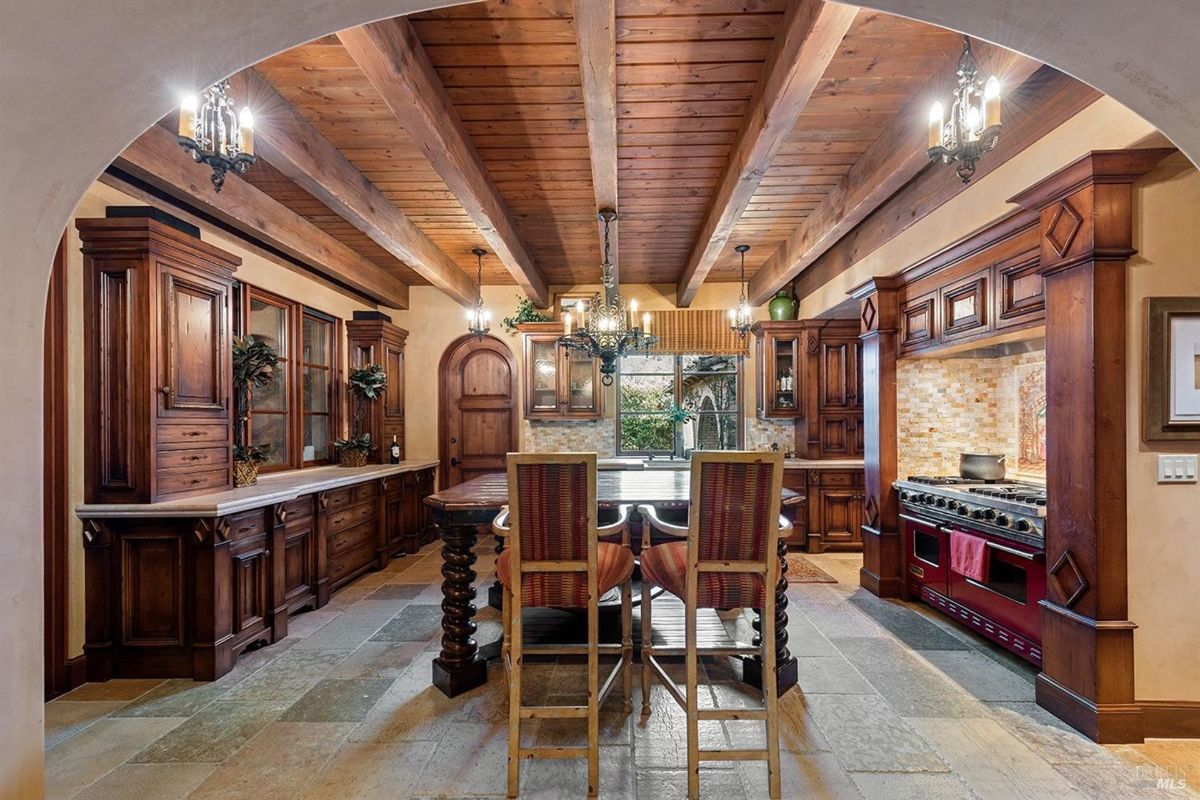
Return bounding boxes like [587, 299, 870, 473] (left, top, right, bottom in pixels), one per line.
[228, 69, 478, 307]
[793, 68, 1103, 301]
[114, 124, 409, 308]
[675, 0, 857, 307]
[339, 20, 550, 307]
[748, 44, 1044, 305]
[573, 0, 619, 287]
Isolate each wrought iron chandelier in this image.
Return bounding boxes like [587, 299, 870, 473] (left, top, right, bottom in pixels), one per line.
[465, 247, 492, 337]
[927, 36, 1002, 183]
[557, 208, 656, 385]
[178, 80, 256, 192]
[728, 244, 753, 338]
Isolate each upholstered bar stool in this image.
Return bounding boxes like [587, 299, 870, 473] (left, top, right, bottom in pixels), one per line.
[638, 451, 788, 800]
[491, 452, 634, 799]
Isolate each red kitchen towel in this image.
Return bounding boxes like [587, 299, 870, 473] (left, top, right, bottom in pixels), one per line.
[950, 530, 988, 582]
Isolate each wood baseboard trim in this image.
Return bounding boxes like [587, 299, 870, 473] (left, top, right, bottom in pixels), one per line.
[859, 566, 902, 598]
[65, 655, 87, 691]
[1036, 672, 1144, 743]
[1140, 700, 1200, 739]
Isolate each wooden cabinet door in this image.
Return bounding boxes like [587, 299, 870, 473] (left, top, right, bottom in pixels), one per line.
[562, 348, 601, 417]
[282, 520, 317, 612]
[940, 269, 990, 342]
[763, 332, 801, 418]
[899, 291, 937, 352]
[159, 264, 229, 417]
[818, 414, 854, 457]
[818, 339, 852, 411]
[818, 488, 861, 547]
[525, 335, 561, 418]
[994, 251, 1045, 329]
[229, 534, 270, 638]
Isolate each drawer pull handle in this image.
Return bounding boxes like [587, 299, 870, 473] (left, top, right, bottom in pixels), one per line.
[184, 455, 203, 461]
[183, 431, 203, 438]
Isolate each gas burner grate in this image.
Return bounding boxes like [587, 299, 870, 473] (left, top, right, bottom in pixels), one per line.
[966, 486, 1047, 505]
[907, 476, 986, 485]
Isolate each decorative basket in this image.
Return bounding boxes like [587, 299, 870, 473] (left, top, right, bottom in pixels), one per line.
[339, 448, 369, 468]
[233, 460, 259, 487]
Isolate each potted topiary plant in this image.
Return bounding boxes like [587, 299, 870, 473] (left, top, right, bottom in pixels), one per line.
[501, 295, 552, 333]
[335, 363, 388, 467]
[232, 334, 280, 486]
[666, 403, 696, 460]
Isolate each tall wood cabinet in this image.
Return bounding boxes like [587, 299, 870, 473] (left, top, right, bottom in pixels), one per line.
[346, 314, 408, 462]
[752, 320, 864, 459]
[518, 322, 603, 419]
[78, 217, 239, 503]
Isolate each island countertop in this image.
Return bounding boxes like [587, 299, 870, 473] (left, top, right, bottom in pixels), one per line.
[76, 461, 440, 519]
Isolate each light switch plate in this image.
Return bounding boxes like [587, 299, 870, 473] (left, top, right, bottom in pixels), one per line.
[1157, 454, 1199, 483]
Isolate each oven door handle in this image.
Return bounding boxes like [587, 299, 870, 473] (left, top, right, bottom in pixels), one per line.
[899, 513, 940, 528]
[984, 540, 1042, 561]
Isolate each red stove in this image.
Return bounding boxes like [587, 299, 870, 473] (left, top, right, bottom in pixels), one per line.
[895, 476, 1046, 666]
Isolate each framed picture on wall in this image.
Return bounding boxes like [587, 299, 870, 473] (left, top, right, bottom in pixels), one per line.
[554, 292, 594, 317]
[1144, 297, 1200, 440]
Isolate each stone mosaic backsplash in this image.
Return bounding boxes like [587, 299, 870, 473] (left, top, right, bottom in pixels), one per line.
[521, 415, 795, 457]
[897, 349, 1046, 480]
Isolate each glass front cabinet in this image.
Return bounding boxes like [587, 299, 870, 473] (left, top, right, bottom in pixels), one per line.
[753, 321, 804, 419]
[519, 323, 603, 420]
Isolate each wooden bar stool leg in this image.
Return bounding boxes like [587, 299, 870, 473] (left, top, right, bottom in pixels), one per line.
[640, 578, 653, 716]
[685, 574, 700, 800]
[763, 602, 781, 799]
[587, 587, 600, 797]
[507, 587, 523, 799]
[501, 585, 511, 667]
[621, 576, 633, 713]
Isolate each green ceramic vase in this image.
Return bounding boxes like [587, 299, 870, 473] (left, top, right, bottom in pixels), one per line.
[768, 289, 798, 321]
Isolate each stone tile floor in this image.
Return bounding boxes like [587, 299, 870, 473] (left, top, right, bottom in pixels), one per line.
[45, 541, 1200, 799]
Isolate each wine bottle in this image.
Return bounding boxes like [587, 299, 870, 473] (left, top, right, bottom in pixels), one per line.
[389, 435, 401, 464]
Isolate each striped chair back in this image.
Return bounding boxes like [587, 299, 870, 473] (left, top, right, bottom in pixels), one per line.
[506, 452, 598, 608]
[687, 451, 784, 610]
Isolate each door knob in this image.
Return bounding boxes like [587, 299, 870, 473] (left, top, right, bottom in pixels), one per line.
[450, 457, 461, 467]
[160, 386, 172, 395]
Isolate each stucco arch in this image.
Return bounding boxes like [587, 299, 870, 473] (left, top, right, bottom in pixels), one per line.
[4, 0, 1200, 793]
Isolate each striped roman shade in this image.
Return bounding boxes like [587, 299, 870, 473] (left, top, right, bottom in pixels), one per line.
[648, 309, 748, 355]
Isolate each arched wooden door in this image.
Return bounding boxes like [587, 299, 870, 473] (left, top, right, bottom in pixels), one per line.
[439, 334, 519, 489]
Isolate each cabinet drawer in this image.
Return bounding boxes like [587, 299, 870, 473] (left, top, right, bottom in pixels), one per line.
[783, 469, 807, 493]
[818, 469, 858, 487]
[225, 508, 268, 541]
[157, 423, 228, 447]
[328, 519, 376, 558]
[323, 486, 354, 512]
[353, 481, 379, 504]
[157, 446, 227, 472]
[940, 270, 990, 340]
[328, 501, 376, 533]
[328, 542, 375, 584]
[280, 495, 314, 522]
[156, 467, 227, 497]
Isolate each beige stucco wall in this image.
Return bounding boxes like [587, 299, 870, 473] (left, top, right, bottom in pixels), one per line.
[1126, 155, 1200, 701]
[797, 103, 1200, 702]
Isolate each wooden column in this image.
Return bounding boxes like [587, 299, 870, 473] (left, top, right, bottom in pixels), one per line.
[850, 277, 902, 598]
[1010, 148, 1172, 743]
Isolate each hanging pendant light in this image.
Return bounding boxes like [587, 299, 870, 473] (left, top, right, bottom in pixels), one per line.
[177, 80, 256, 192]
[557, 208, 657, 385]
[466, 247, 492, 337]
[728, 244, 753, 338]
[927, 36, 1002, 183]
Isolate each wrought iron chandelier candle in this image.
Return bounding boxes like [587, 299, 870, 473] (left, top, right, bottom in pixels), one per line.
[177, 80, 256, 192]
[728, 244, 753, 338]
[465, 247, 492, 337]
[557, 208, 656, 385]
[927, 36, 1001, 183]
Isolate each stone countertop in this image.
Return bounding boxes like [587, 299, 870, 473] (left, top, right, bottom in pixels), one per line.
[76, 461, 440, 519]
[599, 456, 864, 471]
[784, 458, 864, 469]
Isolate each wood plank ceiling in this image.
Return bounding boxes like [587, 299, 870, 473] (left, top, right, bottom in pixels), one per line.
[236, 0, 1037, 298]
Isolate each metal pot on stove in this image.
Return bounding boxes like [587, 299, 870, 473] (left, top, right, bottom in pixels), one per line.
[959, 453, 1007, 481]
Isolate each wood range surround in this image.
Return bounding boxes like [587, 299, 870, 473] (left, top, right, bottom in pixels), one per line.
[854, 148, 1189, 743]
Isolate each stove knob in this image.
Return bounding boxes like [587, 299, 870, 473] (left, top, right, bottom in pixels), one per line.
[947, 500, 959, 511]
[957, 505, 970, 516]
[995, 514, 1010, 528]
[983, 509, 997, 521]
[1016, 519, 1032, 533]
[935, 497, 947, 508]
[971, 509, 985, 520]
[899, 490, 910, 502]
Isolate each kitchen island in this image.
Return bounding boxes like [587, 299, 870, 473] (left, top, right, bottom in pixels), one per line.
[75, 461, 437, 682]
